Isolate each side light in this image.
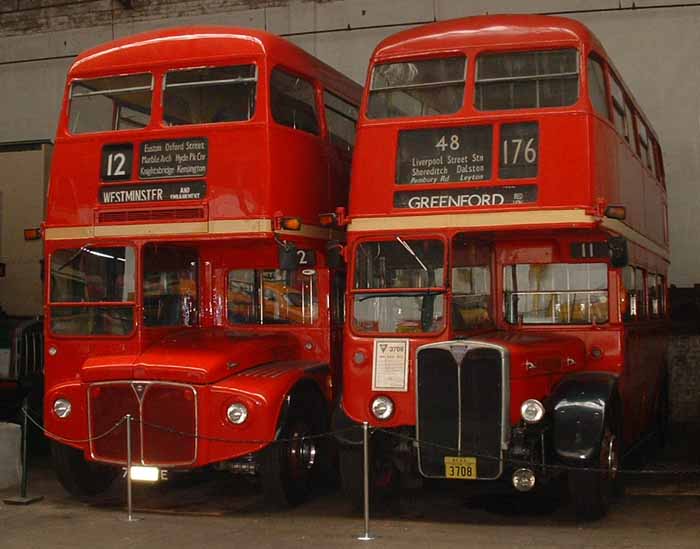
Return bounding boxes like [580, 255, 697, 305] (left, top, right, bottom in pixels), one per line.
[605, 205, 626, 220]
[280, 217, 302, 231]
[53, 398, 72, 419]
[226, 403, 248, 425]
[371, 396, 394, 420]
[24, 228, 42, 241]
[520, 399, 545, 424]
[318, 213, 337, 227]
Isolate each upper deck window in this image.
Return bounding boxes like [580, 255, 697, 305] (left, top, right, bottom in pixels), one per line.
[367, 56, 466, 119]
[610, 76, 630, 141]
[270, 68, 319, 135]
[163, 65, 256, 126]
[475, 49, 579, 111]
[324, 91, 358, 151]
[587, 56, 609, 118]
[69, 74, 152, 134]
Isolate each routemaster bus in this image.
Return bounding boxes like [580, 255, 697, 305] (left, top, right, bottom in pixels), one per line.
[334, 15, 669, 519]
[42, 27, 361, 506]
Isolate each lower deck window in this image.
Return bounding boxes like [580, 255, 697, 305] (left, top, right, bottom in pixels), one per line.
[352, 293, 444, 334]
[504, 263, 608, 324]
[143, 245, 198, 327]
[228, 269, 318, 325]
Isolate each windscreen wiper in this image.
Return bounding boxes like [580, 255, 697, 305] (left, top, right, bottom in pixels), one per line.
[396, 236, 428, 272]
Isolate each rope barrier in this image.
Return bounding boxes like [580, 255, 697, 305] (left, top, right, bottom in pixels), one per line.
[19, 407, 700, 476]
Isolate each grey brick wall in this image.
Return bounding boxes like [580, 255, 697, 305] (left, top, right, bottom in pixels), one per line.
[669, 336, 700, 422]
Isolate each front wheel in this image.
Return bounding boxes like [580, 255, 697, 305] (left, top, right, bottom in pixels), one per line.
[50, 441, 119, 498]
[567, 408, 622, 520]
[259, 391, 327, 507]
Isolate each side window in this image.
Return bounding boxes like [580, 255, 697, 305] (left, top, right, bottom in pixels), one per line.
[270, 68, 319, 135]
[658, 274, 666, 316]
[649, 137, 659, 179]
[622, 266, 639, 321]
[324, 91, 358, 152]
[452, 236, 493, 331]
[648, 272, 661, 318]
[635, 267, 647, 319]
[637, 117, 653, 169]
[587, 56, 609, 118]
[610, 76, 629, 141]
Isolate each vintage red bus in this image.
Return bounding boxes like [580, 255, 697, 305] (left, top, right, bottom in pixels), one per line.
[334, 15, 669, 519]
[42, 27, 361, 506]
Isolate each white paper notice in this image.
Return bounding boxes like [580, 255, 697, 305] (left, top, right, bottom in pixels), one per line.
[372, 339, 409, 392]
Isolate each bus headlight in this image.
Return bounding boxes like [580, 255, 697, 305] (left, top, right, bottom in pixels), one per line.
[226, 403, 248, 425]
[370, 396, 394, 420]
[520, 399, 545, 424]
[53, 398, 72, 419]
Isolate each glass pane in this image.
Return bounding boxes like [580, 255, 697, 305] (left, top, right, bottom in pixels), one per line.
[504, 263, 608, 325]
[354, 239, 444, 289]
[587, 57, 609, 118]
[227, 269, 318, 325]
[368, 57, 465, 119]
[163, 65, 256, 126]
[270, 69, 319, 135]
[143, 245, 198, 327]
[371, 57, 466, 89]
[51, 306, 134, 336]
[69, 74, 152, 134]
[51, 247, 136, 303]
[451, 236, 492, 331]
[475, 49, 579, 111]
[353, 294, 444, 334]
[324, 91, 358, 150]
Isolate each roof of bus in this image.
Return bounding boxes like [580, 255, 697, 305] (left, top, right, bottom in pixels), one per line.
[68, 26, 361, 101]
[372, 15, 603, 59]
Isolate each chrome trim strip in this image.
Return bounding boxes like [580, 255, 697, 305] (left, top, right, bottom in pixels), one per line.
[415, 339, 509, 481]
[87, 380, 198, 467]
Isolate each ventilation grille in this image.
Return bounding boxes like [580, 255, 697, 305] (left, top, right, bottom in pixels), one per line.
[97, 208, 205, 224]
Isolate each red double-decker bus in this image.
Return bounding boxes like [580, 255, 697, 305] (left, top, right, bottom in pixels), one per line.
[335, 15, 669, 519]
[43, 27, 361, 506]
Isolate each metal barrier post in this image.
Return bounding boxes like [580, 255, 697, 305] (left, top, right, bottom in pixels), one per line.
[4, 401, 43, 505]
[124, 414, 139, 522]
[357, 421, 375, 541]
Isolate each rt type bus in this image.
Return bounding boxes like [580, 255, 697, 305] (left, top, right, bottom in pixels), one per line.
[43, 27, 361, 506]
[333, 15, 669, 520]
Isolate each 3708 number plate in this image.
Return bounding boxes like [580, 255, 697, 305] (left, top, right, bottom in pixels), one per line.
[444, 456, 477, 479]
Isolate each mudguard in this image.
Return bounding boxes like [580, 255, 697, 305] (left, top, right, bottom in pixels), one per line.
[550, 372, 619, 464]
[331, 399, 363, 446]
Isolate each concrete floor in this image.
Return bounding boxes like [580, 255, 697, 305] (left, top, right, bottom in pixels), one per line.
[2, 427, 700, 549]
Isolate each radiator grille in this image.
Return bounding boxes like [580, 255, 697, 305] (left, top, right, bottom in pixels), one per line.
[88, 381, 197, 466]
[417, 343, 505, 480]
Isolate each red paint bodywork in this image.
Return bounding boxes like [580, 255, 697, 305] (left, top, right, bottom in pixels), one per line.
[342, 16, 669, 449]
[43, 27, 361, 468]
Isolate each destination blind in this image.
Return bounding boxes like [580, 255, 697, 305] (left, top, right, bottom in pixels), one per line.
[139, 138, 208, 179]
[396, 125, 492, 184]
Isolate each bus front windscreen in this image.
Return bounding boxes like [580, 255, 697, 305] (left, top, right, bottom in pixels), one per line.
[352, 238, 445, 334]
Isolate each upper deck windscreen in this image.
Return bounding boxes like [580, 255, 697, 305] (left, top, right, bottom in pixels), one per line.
[69, 74, 153, 134]
[163, 65, 256, 126]
[367, 56, 466, 119]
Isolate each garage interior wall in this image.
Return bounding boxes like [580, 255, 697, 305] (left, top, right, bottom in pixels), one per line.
[0, 144, 51, 317]
[0, 1, 696, 285]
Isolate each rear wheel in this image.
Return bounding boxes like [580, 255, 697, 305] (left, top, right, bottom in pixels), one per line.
[568, 405, 622, 520]
[50, 441, 119, 498]
[259, 390, 327, 507]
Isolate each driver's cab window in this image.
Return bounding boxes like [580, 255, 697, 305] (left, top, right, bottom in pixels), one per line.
[228, 269, 318, 325]
[143, 245, 198, 327]
[451, 236, 493, 331]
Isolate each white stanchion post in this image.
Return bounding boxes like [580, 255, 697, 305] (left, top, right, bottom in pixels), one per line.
[357, 421, 375, 541]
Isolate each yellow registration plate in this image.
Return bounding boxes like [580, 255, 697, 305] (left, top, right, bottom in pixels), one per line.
[444, 456, 477, 479]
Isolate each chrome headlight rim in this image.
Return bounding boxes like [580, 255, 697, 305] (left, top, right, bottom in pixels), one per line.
[370, 395, 395, 421]
[520, 398, 545, 424]
[226, 402, 248, 425]
[53, 398, 72, 419]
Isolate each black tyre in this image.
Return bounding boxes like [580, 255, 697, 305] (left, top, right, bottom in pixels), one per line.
[259, 389, 327, 507]
[568, 404, 622, 520]
[50, 441, 119, 498]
